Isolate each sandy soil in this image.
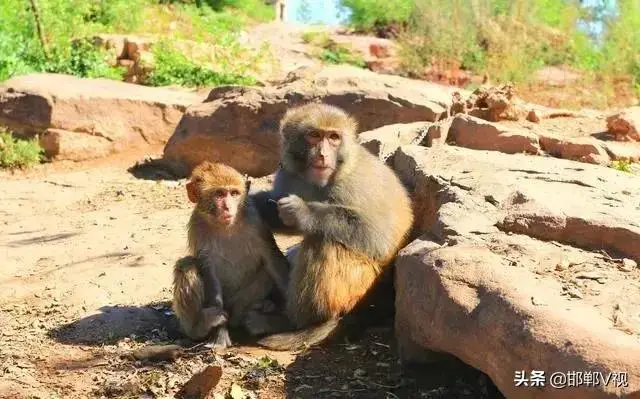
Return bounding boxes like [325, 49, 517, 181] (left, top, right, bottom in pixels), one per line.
[0, 147, 502, 399]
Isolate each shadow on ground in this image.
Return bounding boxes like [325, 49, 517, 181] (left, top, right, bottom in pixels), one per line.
[128, 157, 182, 181]
[8, 232, 81, 247]
[282, 325, 505, 399]
[48, 301, 181, 346]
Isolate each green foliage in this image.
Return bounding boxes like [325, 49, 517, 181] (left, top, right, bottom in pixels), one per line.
[257, 355, 279, 369]
[610, 160, 633, 173]
[145, 41, 257, 87]
[340, 0, 413, 30]
[395, 0, 589, 83]
[0, 129, 44, 169]
[320, 46, 366, 68]
[0, 0, 270, 86]
[302, 30, 366, 68]
[0, 0, 144, 81]
[599, 0, 640, 84]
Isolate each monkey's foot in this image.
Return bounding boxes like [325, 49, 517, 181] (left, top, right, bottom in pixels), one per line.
[243, 309, 292, 337]
[202, 306, 228, 329]
[249, 299, 277, 313]
[210, 326, 232, 348]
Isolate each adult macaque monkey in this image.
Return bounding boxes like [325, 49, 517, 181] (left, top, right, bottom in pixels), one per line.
[172, 162, 291, 346]
[252, 103, 414, 350]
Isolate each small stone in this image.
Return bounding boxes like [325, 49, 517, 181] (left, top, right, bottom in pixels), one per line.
[575, 271, 606, 280]
[531, 296, 547, 306]
[620, 258, 637, 272]
[353, 369, 367, 378]
[556, 259, 570, 271]
[567, 287, 583, 299]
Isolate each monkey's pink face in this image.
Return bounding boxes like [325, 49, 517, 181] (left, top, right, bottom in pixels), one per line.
[305, 129, 341, 187]
[211, 188, 242, 226]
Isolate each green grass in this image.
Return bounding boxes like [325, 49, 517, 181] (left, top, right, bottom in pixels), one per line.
[302, 30, 366, 68]
[0, 0, 271, 85]
[0, 129, 44, 169]
[339, 0, 640, 106]
[145, 40, 258, 87]
[340, 0, 413, 31]
[610, 160, 633, 173]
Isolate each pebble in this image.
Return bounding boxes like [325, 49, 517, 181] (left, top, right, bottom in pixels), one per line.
[353, 369, 366, 378]
[620, 258, 637, 272]
[556, 259, 570, 271]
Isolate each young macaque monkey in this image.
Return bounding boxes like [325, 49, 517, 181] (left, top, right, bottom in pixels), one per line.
[172, 162, 291, 347]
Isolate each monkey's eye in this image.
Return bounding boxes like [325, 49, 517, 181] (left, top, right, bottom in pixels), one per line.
[214, 190, 225, 198]
[329, 133, 341, 141]
[230, 189, 241, 197]
[307, 131, 321, 138]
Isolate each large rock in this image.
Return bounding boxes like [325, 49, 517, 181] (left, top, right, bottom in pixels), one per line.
[607, 107, 640, 142]
[538, 134, 610, 165]
[162, 66, 455, 177]
[448, 114, 541, 155]
[0, 74, 204, 161]
[358, 122, 430, 161]
[392, 145, 640, 399]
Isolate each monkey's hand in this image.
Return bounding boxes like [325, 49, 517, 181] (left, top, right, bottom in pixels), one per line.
[277, 195, 312, 230]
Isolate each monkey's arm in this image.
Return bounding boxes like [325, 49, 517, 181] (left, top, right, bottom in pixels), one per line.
[262, 245, 290, 297]
[278, 196, 386, 259]
[250, 191, 299, 234]
[197, 252, 225, 309]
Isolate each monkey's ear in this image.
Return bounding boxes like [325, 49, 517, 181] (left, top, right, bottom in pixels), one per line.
[186, 181, 199, 203]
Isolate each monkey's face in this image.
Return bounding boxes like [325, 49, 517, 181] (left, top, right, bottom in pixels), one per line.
[206, 187, 242, 226]
[303, 129, 341, 187]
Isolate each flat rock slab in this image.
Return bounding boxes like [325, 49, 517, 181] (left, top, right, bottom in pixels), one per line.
[0, 74, 205, 160]
[161, 65, 455, 177]
[392, 145, 640, 398]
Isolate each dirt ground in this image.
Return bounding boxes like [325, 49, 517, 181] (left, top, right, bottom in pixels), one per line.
[0, 147, 503, 399]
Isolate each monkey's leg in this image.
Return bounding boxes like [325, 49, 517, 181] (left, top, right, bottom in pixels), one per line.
[197, 254, 225, 309]
[243, 308, 293, 337]
[262, 245, 291, 297]
[203, 307, 232, 348]
[226, 271, 273, 328]
[173, 257, 226, 341]
[288, 240, 380, 328]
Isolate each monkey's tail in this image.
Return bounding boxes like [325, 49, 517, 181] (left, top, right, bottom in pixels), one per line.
[256, 318, 342, 351]
[172, 257, 205, 335]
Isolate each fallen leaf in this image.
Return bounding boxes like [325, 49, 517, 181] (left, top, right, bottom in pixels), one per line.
[176, 365, 223, 399]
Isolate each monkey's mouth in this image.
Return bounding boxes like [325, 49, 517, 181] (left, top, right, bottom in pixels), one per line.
[311, 165, 333, 174]
[218, 212, 235, 225]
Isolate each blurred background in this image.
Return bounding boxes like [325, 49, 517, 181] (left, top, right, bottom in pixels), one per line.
[0, 0, 638, 110]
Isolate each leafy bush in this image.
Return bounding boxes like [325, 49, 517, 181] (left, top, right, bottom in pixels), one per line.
[145, 41, 257, 87]
[0, 0, 268, 83]
[0, 0, 143, 81]
[395, 0, 590, 83]
[0, 129, 44, 169]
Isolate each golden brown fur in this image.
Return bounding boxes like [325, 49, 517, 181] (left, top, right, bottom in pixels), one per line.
[253, 103, 414, 350]
[172, 162, 291, 343]
[172, 256, 227, 341]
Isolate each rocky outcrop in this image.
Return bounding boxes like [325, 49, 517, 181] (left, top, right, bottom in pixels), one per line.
[0, 74, 204, 161]
[448, 114, 541, 155]
[393, 145, 640, 399]
[358, 122, 430, 161]
[538, 134, 610, 165]
[607, 107, 640, 142]
[162, 66, 454, 177]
